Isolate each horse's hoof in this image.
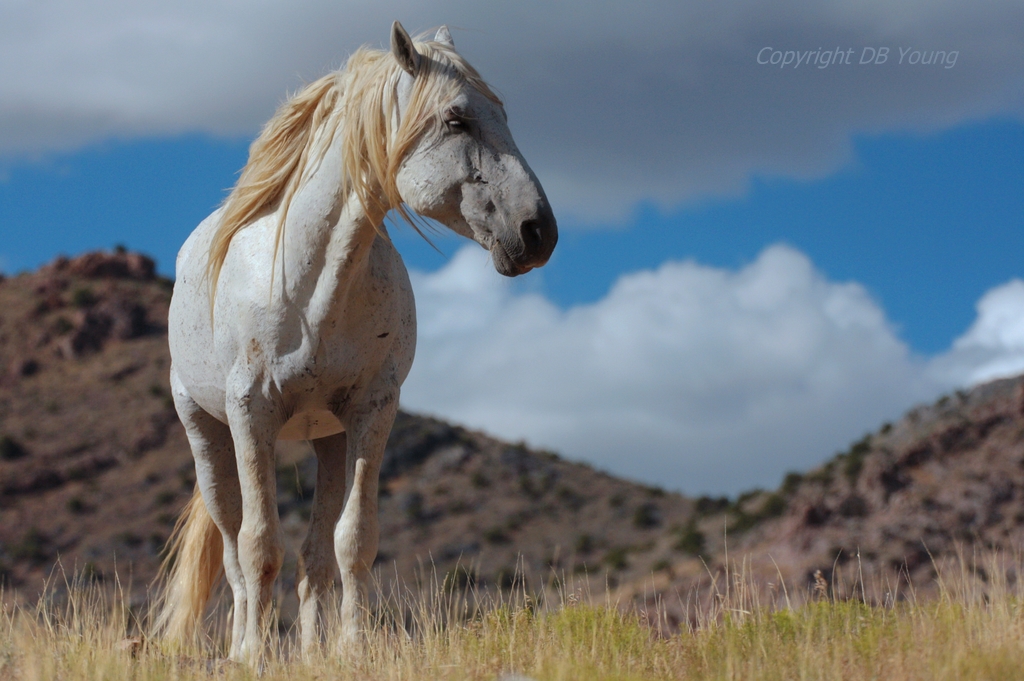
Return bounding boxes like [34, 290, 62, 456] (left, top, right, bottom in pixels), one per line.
[117, 636, 145, 657]
[335, 632, 366, 659]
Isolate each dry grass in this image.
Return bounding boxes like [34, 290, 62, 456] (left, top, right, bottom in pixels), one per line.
[4, 552, 1024, 680]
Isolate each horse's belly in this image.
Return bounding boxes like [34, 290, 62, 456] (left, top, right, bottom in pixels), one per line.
[278, 409, 345, 441]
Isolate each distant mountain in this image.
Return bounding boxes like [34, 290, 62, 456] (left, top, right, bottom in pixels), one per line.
[1, 250, 1021, 622]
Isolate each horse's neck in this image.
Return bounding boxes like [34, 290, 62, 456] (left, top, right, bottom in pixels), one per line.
[277, 129, 384, 328]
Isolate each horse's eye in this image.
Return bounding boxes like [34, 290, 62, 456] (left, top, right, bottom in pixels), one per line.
[444, 107, 467, 131]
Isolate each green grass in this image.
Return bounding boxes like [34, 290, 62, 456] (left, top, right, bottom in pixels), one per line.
[4, 554, 1024, 680]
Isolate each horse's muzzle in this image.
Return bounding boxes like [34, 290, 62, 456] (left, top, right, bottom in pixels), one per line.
[492, 204, 557, 277]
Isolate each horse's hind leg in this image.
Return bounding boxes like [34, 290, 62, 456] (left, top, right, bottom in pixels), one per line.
[297, 432, 347, 658]
[170, 370, 248, 659]
[334, 391, 398, 650]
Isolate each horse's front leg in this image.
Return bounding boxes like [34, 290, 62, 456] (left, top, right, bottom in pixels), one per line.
[225, 371, 284, 666]
[334, 390, 398, 651]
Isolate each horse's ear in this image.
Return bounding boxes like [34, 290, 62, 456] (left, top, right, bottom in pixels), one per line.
[434, 25, 454, 47]
[391, 21, 421, 76]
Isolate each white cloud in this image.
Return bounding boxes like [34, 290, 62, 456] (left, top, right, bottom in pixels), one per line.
[1, 1, 1022, 219]
[402, 244, 963, 495]
[928, 279, 1024, 386]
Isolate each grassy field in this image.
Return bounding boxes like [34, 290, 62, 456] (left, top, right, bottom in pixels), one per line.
[3, 555, 1024, 680]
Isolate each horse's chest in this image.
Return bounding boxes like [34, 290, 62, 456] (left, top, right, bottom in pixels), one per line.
[313, 324, 391, 383]
[275, 329, 390, 440]
[275, 289, 413, 440]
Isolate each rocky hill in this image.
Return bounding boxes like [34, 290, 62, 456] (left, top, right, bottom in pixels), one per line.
[1, 250, 1022, 621]
[732, 376, 1024, 594]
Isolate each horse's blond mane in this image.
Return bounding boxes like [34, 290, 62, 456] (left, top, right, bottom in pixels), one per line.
[205, 38, 502, 309]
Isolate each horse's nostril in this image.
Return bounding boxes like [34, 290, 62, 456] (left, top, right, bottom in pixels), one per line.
[520, 219, 544, 250]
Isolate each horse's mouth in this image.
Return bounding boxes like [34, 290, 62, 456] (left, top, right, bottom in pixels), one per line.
[489, 241, 535, 277]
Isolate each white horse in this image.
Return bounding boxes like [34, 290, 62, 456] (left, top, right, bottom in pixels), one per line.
[157, 22, 556, 663]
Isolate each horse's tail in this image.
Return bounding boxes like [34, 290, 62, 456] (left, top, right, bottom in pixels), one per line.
[153, 485, 223, 645]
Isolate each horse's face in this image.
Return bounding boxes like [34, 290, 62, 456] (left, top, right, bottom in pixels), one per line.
[391, 24, 557, 277]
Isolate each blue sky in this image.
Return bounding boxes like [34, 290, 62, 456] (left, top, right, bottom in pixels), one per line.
[3, 2, 1023, 493]
[538, 121, 1024, 355]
